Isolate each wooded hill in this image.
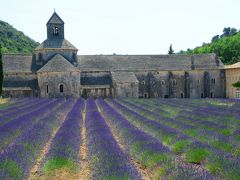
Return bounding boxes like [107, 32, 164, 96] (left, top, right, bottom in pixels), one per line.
[0, 20, 39, 54]
[179, 28, 240, 65]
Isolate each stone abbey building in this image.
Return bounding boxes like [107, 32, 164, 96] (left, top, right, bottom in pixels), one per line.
[2, 12, 226, 98]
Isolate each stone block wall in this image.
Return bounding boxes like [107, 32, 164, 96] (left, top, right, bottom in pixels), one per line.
[3, 73, 39, 97]
[113, 82, 139, 98]
[37, 71, 80, 98]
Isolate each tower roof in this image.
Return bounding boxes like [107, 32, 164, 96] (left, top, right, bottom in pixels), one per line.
[35, 39, 77, 50]
[37, 54, 79, 73]
[47, 11, 64, 24]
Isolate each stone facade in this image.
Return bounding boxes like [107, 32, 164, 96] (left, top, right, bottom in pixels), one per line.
[2, 12, 228, 98]
[225, 62, 240, 99]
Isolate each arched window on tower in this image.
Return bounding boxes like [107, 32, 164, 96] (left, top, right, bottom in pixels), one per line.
[53, 26, 59, 36]
[60, 84, 64, 93]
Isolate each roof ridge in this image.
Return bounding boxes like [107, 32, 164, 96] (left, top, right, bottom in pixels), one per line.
[47, 12, 64, 24]
[37, 54, 78, 73]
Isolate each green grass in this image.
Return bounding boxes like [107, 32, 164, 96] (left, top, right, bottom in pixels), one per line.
[184, 129, 198, 137]
[206, 156, 240, 179]
[219, 129, 232, 136]
[143, 151, 171, 168]
[236, 134, 240, 141]
[172, 140, 191, 154]
[160, 105, 181, 118]
[130, 142, 171, 168]
[185, 148, 211, 164]
[0, 160, 23, 179]
[42, 157, 78, 173]
[210, 141, 233, 153]
[207, 100, 234, 107]
[161, 134, 177, 146]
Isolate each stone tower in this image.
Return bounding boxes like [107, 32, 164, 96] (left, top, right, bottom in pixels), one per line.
[34, 11, 78, 70]
[47, 11, 65, 40]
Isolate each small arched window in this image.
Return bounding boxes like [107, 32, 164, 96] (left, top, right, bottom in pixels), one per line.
[210, 92, 214, 98]
[144, 93, 148, 98]
[53, 27, 59, 36]
[60, 84, 64, 93]
[181, 92, 184, 98]
[46, 85, 49, 94]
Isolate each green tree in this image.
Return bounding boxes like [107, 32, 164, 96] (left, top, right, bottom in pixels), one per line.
[179, 29, 240, 64]
[0, 44, 3, 96]
[168, 44, 174, 54]
[211, 35, 220, 42]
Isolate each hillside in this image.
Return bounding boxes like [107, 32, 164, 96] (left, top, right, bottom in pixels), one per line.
[179, 28, 240, 65]
[0, 20, 39, 54]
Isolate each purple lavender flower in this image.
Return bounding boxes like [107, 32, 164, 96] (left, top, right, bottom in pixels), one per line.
[85, 98, 140, 179]
[0, 99, 75, 179]
[40, 98, 85, 173]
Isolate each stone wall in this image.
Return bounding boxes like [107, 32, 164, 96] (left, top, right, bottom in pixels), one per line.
[37, 71, 80, 98]
[188, 69, 225, 98]
[3, 73, 38, 97]
[113, 82, 138, 98]
[225, 68, 240, 98]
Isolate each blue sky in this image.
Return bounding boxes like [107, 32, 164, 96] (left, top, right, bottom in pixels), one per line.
[1, 0, 239, 55]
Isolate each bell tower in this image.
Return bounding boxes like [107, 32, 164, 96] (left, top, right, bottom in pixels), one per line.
[47, 11, 64, 39]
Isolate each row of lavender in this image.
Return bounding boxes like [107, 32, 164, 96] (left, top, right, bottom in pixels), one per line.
[0, 99, 75, 178]
[127, 98, 240, 155]
[113, 98, 240, 179]
[85, 98, 141, 179]
[38, 98, 85, 176]
[97, 98, 214, 179]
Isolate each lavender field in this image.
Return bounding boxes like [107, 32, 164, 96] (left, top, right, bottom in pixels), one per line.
[0, 98, 240, 179]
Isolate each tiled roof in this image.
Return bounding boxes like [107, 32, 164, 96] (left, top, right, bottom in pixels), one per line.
[224, 62, 240, 69]
[111, 72, 138, 83]
[35, 39, 77, 50]
[77, 54, 222, 71]
[37, 54, 79, 73]
[47, 12, 64, 24]
[2, 54, 32, 73]
[193, 54, 224, 69]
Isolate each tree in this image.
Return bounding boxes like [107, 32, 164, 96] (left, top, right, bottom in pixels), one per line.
[0, 44, 3, 96]
[211, 35, 220, 42]
[221, 27, 237, 38]
[168, 44, 174, 54]
[230, 28, 237, 36]
[221, 27, 231, 37]
[233, 81, 240, 88]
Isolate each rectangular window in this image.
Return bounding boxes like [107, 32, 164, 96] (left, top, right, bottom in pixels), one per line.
[236, 91, 240, 99]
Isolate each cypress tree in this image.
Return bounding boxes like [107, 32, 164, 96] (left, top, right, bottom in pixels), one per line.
[0, 45, 3, 96]
[168, 44, 174, 55]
